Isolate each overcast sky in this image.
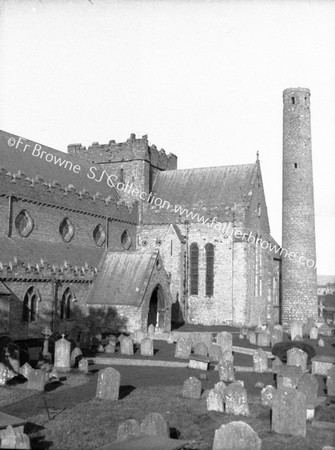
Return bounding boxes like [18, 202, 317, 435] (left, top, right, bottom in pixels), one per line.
[1, 0, 334, 275]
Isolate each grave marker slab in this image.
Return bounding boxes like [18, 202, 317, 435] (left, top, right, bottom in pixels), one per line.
[261, 385, 276, 407]
[297, 374, 319, 407]
[213, 421, 261, 450]
[188, 355, 210, 371]
[117, 419, 140, 442]
[272, 387, 306, 437]
[54, 335, 71, 372]
[312, 356, 335, 376]
[225, 383, 249, 416]
[193, 342, 208, 356]
[287, 347, 308, 372]
[120, 337, 134, 356]
[218, 360, 235, 382]
[326, 367, 335, 396]
[104, 342, 116, 353]
[70, 347, 82, 367]
[253, 348, 268, 373]
[140, 338, 154, 357]
[290, 321, 303, 341]
[276, 365, 302, 389]
[216, 331, 233, 354]
[257, 330, 271, 347]
[0, 425, 31, 450]
[78, 358, 89, 374]
[19, 363, 33, 380]
[174, 336, 192, 359]
[140, 413, 169, 438]
[27, 370, 46, 391]
[206, 389, 224, 412]
[96, 367, 120, 401]
[182, 377, 202, 399]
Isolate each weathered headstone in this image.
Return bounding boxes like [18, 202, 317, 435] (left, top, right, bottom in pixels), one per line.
[318, 338, 325, 347]
[248, 331, 257, 345]
[261, 385, 276, 407]
[0, 363, 15, 385]
[54, 335, 71, 372]
[214, 381, 227, 400]
[193, 342, 208, 356]
[167, 332, 174, 344]
[225, 382, 249, 416]
[272, 387, 306, 437]
[19, 363, 33, 380]
[147, 324, 155, 338]
[253, 348, 268, 373]
[272, 356, 283, 373]
[312, 355, 335, 376]
[96, 367, 120, 401]
[208, 344, 223, 361]
[0, 425, 31, 450]
[218, 360, 235, 382]
[290, 321, 303, 341]
[297, 373, 319, 407]
[140, 338, 154, 357]
[117, 419, 141, 442]
[271, 325, 283, 346]
[257, 330, 271, 347]
[326, 367, 335, 396]
[216, 331, 233, 354]
[182, 377, 202, 399]
[276, 365, 302, 389]
[78, 358, 89, 374]
[140, 413, 169, 438]
[133, 330, 147, 345]
[174, 336, 192, 359]
[206, 389, 224, 412]
[120, 336, 134, 356]
[104, 342, 116, 353]
[70, 347, 82, 367]
[27, 369, 46, 391]
[309, 326, 318, 340]
[213, 421, 261, 450]
[287, 347, 308, 372]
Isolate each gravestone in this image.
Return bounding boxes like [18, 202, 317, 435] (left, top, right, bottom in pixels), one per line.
[19, 363, 33, 380]
[193, 342, 208, 356]
[140, 413, 169, 438]
[218, 360, 235, 382]
[271, 326, 283, 346]
[248, 331, 257, 345]
[96, 367, 120, 401]
[167, 333, 174, 344]
[174, 336, 192, 359]
[70, 347, 82, 367]
[140, 338, 154, 357]
[206, 389, 224, 412]
[27, 370, 46, 391]
[78, 358, 89, 374]
[133, 330, 147, 345]
[253, 349, 268, 373]
[198, 332, 213, 350]
[326, 367, 335, 396]
[79, 330, 92, 350]
[297, 373, 319, 407]
[310, 326, 318, 340]
[208, 344, 222, 361]
[54, 335, 71, 372]
[276, 365, 302, 389]
[272, 387, 306, 437]
[312, 355, 335, 376]
[287, 348, 308, 372]
[189, 355, 211, 370]
[182, 377, 202, 399]
[104, 342, 116, 353]
[0, 425, 31, 450]
[257, 330, 271, 347]
[318, 338, 325, 347]
[261, 385, 276, 407]
[272, 356, 283, 373]
[216, 331, 233, 354]
[120, 336, 134, 356]
[147, 324, 155, 338]
[290, 321, 303, 341]
[225, 382, 249, 416]
[214, 381, 227, 400]
[117, 419, 141, 442]
[213, 421, 261, 450]
[0, 363, 15, 385]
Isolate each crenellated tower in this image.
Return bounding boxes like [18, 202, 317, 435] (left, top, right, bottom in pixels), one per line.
[282, 87, 318, 325]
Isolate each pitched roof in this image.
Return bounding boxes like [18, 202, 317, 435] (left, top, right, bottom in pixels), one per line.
[87, 251, 158, 306]
[144, 163, 257, 224]
[0, 130, 119, 200]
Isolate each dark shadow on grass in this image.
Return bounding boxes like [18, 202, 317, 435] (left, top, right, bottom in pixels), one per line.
[44, 381, 63, 392]
[6, 374, 27, 386]
[153, 348, 159, 355]
[119, 385, 136, 400]
[25, 422, 52, 450]
[170, 427, 181, 439]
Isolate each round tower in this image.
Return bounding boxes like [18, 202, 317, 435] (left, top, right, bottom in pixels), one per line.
[282, 87, 318, 325]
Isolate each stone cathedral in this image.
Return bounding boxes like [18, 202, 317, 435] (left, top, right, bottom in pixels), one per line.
[0, 88, 317, 340]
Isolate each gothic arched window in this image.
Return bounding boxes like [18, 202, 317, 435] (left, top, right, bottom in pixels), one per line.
[22, 287, 40, 322]
[60, 287, 73, 320]
[190, 243, 199, 296]
[205, 243, 214, 297]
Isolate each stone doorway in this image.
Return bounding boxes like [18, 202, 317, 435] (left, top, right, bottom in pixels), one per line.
[147, 284, 166, 330]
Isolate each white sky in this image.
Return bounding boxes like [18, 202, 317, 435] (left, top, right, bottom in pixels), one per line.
[1, 0, 335, 275]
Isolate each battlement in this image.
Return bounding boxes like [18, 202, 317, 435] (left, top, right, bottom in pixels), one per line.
[283, 87, 310, 107]
[68, 133, 177, 171]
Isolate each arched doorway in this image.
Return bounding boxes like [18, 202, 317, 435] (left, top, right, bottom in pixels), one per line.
[147, 284, 166, 330]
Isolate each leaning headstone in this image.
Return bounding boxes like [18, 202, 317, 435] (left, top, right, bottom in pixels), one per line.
[218, 360, 235, 382]
[140, 412, 169, 438]
[326, 367, 335, 396]
[206, 389, 224, 412]
[257, 330, 271, 347]
[276, 365, 302, 389]
[19, 362, 33, 380]
[140, 338, 154, 357]
[147, 324, 155, 338]
[261, 385, 276, 407]
[182, 377, 202, 399]
[175, 336, 192, 359]
[96, 367, 120, 401]
[120, 336, 134, 356]
[117, 419, 141, 442]
[54, 335, 71, 372]
[78, 358, 89, 374]
[310, 326, 319, 340]
[0, 425, 31, 450]
[70, 347, 82, 367]
[287, 347, 308, 372]
[193, 342, 208, 356]
[272, 387, 306, 437]
[216, 331, 233, 354]
[213, 421, 261, 450]
[297, 373, 319, 408]
[225, 382, 249, 416]
[290, 321, 303, 341]
[253, 348, 268, 373]
[27, 369, 46, 391]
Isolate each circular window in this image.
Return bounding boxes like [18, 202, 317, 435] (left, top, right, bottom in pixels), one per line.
[59, 218, 74, 243]
[15, 210, 34, 237]
[121, 230, 132, 250]
[93, 224, 106, 247]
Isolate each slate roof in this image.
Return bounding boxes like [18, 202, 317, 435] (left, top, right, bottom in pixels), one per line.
[87, 251, 158, 306]
[0, 130, 119, 200]
[0, 236, 103, 269]
[144, 163, 257, 224]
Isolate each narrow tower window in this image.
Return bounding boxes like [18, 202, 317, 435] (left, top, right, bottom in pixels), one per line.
[205, 243, 214, 297]
[291, 97, 295, 105]
[190, 243, 199, 295]
[294, 163, 298, 169]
